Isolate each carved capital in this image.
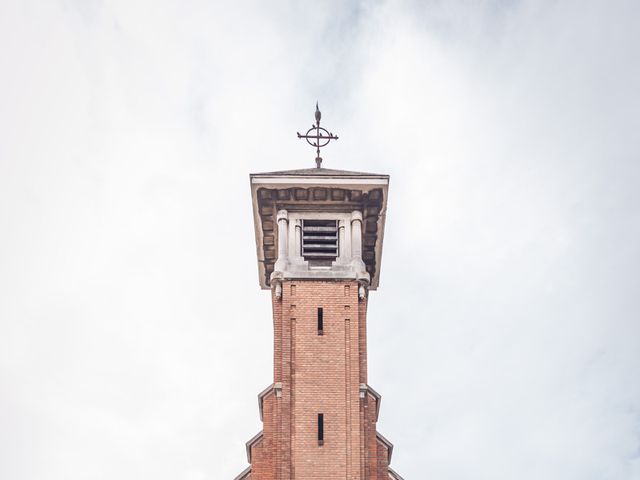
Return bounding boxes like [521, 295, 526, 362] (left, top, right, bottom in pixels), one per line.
[277, 209, 288, 222]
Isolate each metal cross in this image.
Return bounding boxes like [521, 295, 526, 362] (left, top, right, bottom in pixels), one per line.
[297, 102, 339, 168]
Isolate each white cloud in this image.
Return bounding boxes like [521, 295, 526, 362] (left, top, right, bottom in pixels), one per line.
[0, 1, 638, 479]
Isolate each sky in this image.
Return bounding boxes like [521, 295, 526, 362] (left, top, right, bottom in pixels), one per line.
[1, 0, 639, 479]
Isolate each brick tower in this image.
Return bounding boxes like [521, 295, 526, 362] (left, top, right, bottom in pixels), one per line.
[235, 165, 402, 480]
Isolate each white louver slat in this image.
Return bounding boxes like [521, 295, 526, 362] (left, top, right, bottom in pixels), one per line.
[302, 219, 338, 261]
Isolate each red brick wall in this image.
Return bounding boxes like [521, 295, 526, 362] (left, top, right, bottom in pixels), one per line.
[247, 280, 391, 480]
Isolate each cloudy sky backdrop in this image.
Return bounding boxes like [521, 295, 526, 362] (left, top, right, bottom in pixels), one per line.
[1, 1, 639, 479]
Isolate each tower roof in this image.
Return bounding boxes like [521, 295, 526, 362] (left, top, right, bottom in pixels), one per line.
[254, 167, 387, 178]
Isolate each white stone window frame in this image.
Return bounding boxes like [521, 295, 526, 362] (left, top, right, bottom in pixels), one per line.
[287, 211, 353, 267]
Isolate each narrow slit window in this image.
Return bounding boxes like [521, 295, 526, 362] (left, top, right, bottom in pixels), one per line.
[317, 307, 324, 335]
[318, 413, 324, 445]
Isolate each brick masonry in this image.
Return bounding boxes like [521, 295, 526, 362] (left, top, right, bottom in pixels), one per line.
[240, 280, 395, 480]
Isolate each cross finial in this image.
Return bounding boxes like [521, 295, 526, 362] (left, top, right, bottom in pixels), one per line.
[297, 102, 339, 168]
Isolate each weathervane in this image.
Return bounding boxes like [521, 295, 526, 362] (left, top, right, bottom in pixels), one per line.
[297, 102, 339, 168]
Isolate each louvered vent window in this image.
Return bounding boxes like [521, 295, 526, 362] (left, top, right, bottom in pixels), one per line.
[302, 220, 338, 262]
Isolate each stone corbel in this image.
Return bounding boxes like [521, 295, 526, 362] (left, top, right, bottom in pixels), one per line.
[272, 279, 283, 300]
[358, 281, 368, 301]
[359, 383, 368, 399]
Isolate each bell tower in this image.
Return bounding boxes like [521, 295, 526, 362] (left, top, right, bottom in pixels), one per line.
[235, 107, 402, 480]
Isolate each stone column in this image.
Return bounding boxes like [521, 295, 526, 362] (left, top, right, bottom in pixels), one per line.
[274, 209, 288, 273]
[294, 219, 302, 260]
[338, 219, 347, 263]
[350, 210, 364, 264]
[351, 210, 370, 287]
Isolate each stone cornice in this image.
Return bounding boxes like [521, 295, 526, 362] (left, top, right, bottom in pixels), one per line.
[233, 466, 251, 480]
[360, 383, 382, 421]
[376, 431, 394, 463]
[388, 467, 405, 480]
[257, 384, 274, 421]
[245, 431, 263, 463]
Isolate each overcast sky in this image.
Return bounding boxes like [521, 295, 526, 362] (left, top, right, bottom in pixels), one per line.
[1, 1, 639, 479]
